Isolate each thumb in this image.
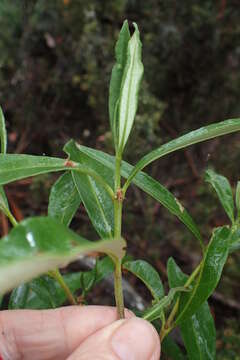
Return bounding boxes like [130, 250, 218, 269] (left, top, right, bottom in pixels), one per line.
[67, 317, 160, 360]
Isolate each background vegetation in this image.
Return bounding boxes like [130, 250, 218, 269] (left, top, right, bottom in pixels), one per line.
[1, 1, 240, 358]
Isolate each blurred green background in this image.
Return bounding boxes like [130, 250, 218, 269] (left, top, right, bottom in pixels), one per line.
[1, 1, 240, 358]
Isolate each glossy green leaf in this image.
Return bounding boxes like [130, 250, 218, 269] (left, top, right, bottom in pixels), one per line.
[123, 259, 164, 301]
[123, 118, 240, 191]
[48, 172, 81, 226]
[109, 20, 130, 146]
[0, 216, 126, 295]
[205, 169, 234, 223]
[64, 140, 114, 239]
[0, 106, 7, 154]
[73, 143, 202, 244]
[175, 226, 230, 324]
[162, 336, 186, 360]
[235, 181, 240, 213]
[167, 258, 216, 360]
[0, 154, 68, 185]
[117, 23, 144, 152]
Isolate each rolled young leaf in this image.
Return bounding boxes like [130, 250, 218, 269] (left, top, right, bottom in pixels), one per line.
[0, 216, 126, 295]
[123, 259, 164, 301]
[48, 172, 81, 226]
[64, 140, 114, 239]
[117, 22, 144, 152]
[175, 226, 230, 324]
[167, 257, 216, 360]
[205, 169, 234, 223]
[109, 20, 130, 147]
[70, 143, 203, 245]
[123, 118, 240, 192]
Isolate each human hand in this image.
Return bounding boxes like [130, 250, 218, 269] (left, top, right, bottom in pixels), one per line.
[0, 306, 160, 359]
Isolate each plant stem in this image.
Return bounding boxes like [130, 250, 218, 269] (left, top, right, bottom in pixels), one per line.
[49, 269, 77, 305]
[113, 152, 125, 319]
[160, 262, 202, 341]
[5, 208, 18, 227]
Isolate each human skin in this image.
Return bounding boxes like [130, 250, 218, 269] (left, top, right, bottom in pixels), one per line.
[0, 306, 160, 360]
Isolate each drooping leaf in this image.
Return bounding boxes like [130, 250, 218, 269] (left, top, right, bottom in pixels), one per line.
[71, 143, 202, 245]
[205, 169, 234, 223]
[167, 258, 216, 360]
[117, 23, 144, 152]
[0, 154, 69, 185]
[48, 172, 81, 226]
[174, 226, 230, 324]
[123, 118, 240, 190]
[0, 216, 126, 296]
[64, 140, 114, 239]
[0, 106, 7, 154]
[123, 259, 164, 301]
[162, 336, 186, 360]
[109, 20, 130, 146]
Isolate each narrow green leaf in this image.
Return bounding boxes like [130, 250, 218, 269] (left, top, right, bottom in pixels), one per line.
[0, 216, 126, 296]
[0, 106, 7, 154]
[123, 259, 164, 301]
[162, 336, 186, 360]
[236, 181, 240, 214]
[205, 169, 234, 223]
[48, 172, 81, 226]
[123, 118, 240, 191]
[118, 23, 144, 152]
[72, 144, 202, 244]
[175, 226, 230, 324]
[167, 258, 216, 360]
[109, 20, 130, 146]
[0, 154, 68, 185]
[64, 140, 114, 239]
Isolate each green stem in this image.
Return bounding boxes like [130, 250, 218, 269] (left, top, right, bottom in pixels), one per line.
[49, 269, 77, 305]
[4, 208, 18, 227]
[160, 262, 202, 341]
[113, 153, 125, 319]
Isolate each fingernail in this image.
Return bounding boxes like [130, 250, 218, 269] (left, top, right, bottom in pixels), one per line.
[111, 318, 159, 360]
